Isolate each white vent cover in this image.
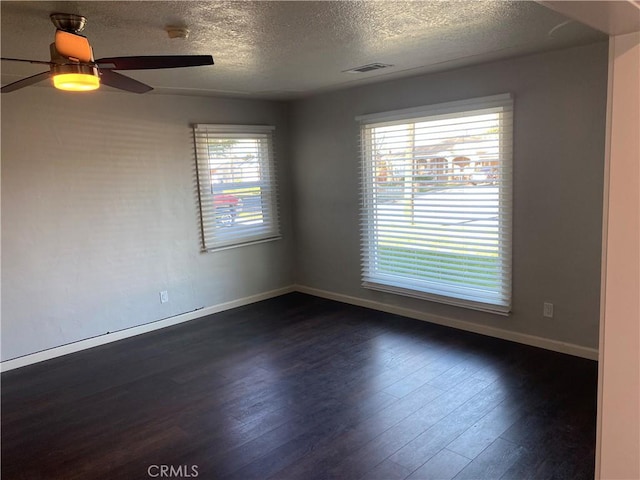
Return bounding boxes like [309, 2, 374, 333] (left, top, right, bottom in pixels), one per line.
[343, 63, 393, 73]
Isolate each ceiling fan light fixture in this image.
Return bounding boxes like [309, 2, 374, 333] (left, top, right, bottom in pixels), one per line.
[53, 73, 100, 91]
[51, 63, 100, 91]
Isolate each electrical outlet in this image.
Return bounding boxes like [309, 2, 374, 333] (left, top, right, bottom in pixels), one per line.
[160, 290, 169, 304]
[543, 302, 554, 318]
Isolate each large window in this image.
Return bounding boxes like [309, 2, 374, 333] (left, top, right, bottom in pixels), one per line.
[193, 124, 280, 251]
[359, 94, 513, 314]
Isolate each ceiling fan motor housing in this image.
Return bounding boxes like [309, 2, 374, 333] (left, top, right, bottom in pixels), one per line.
[54, 30, 94, 62]
[50, 61, 98, 78]
[48, 42, 99, 91]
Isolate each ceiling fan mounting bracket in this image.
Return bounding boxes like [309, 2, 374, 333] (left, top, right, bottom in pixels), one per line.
[50, 13, 87, 33]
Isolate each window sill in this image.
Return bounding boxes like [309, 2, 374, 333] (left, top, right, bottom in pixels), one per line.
[362, 281, 511, 316]
[202, 235, 282, 253]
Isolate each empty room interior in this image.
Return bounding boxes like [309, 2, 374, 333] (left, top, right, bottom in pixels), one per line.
[1, 1, 638, 479]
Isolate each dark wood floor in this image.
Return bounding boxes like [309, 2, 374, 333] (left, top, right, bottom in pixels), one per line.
[2, 293, 597, 480]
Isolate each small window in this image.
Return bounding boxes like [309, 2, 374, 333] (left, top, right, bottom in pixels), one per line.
[359, 94, 513, 314]
[193, 124, 280, 251]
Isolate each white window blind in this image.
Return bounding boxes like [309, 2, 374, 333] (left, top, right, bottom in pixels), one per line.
[359, 94, 513, 314]
[193, 124, 280, 251]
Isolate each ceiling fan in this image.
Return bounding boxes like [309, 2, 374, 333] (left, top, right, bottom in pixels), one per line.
[1, 13, 214, 94]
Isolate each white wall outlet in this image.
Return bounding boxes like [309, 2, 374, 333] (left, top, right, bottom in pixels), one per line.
[160, 290, 169, 304]
[543, 302, 554, 318]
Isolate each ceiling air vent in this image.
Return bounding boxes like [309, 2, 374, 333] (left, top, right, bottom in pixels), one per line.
[343, 63, 393, 74]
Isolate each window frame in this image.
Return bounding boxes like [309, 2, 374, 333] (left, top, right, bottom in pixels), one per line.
[358, 94, 513, 314]
[193, 124, 280, 252]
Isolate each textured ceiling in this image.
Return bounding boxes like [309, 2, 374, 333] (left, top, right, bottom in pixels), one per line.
[0, 1, 607, 99]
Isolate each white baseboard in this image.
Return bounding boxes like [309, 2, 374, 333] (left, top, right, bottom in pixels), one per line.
[0, 286, 295, 372]
[295, 285, 599, 361]
[1, 283, 597, 372]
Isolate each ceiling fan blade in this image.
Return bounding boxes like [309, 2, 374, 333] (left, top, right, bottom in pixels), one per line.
[100, 69, 153, 94]
[96, 55, 214, 70]
[1, 57, 54, 66]
[1, 71, 50, 93]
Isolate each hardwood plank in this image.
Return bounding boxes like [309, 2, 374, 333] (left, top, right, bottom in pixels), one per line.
[362, 459, 413, 480]
[388, 378, 510, 471]
[445, 398, 525, 459]
[452, 437, 525, 480]
[407, 448, 471, 480]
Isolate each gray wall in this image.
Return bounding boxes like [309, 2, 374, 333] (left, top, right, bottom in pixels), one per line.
[1, 89, 294, 361]
[290, 42, 608, 349]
